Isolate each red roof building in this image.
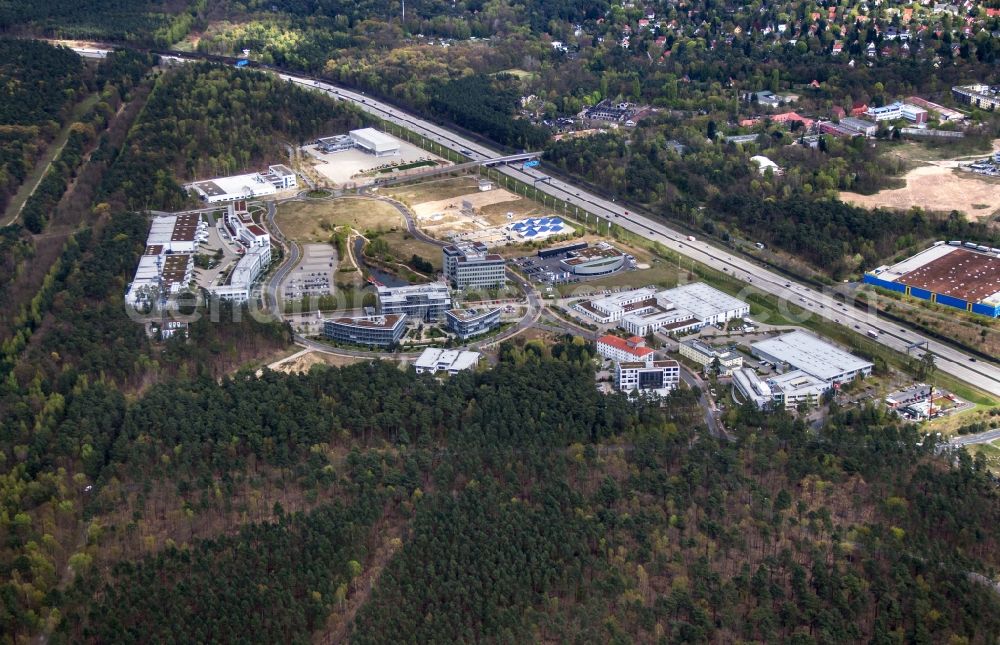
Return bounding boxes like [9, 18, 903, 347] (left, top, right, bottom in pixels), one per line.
[596, 335, 655, 362]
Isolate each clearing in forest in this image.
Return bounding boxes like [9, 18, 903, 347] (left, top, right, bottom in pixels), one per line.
[840, 139, 1000, 218]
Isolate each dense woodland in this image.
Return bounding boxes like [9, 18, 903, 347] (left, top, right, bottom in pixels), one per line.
[1, 3, 1000, 643]
[1, 349, 991, 644]
[101, 63, 365, 211]
[0, 39, 83, 216]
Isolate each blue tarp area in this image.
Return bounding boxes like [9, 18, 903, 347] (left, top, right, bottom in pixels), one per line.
[909, 287, 932, 301]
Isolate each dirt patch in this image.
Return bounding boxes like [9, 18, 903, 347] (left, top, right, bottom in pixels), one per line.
[411, 188, 522, 220]
[841, 139, 1000, 218]
[269, 349, 367, 374]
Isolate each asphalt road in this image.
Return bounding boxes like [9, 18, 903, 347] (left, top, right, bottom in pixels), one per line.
[949, 428, 1000, 448]
[271, 72, 1000, 398]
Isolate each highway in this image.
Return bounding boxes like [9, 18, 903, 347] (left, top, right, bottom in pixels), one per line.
[273, 72, 1000, 398]
[63, 46, 998, 396]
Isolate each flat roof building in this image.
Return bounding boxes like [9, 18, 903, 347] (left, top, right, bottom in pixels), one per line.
[413, 348, 481, 375]
[377, 282, 451, 321]
[442, 242, 506, 290]
[323, 314, 407, 347]
[657, 283, 750, 326]
[559, 244, 626, 276]
[350, 128, 401, 157]
[679, 339, 743, 376]
[752, 331, 873, 384]
[186, 172, 277, 203]
[446, 307, 501, 339]
[734, 367, 828, 411]
[864, 242, 1000, 317]
[577, 282, 749, 335]
[952, 84, 1000, 111]
[839, 117, 878, 137]
[126, 214, 208, 307]
[614, 359, 680, 397]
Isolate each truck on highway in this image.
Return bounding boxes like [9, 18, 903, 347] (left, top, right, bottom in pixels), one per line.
[867, 329, 880, 339]
[687, 235, 696, 242]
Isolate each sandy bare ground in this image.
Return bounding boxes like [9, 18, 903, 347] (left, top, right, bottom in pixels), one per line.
[267, 349, 366, 374]
[841, 139, 1000, 218]
[412, 188, 522, 220]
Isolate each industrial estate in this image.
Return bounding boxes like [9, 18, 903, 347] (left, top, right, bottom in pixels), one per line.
[122, 113, 995, 421]
[7, 11, 1000, 643]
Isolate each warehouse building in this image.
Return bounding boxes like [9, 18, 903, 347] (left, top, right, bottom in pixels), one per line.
[413, 348, 481, 375]
[614, 359, 681, 397]
[577, 287, 660, 323]
[323, 314, 407, 347]
[752, 331, 873, 385]
[443, 242, 506, 289]
[377, 282, 452, 321]
[445, 307, 501, 339]
[349, 128, 401, 157]
[864, 241, 1000, 318]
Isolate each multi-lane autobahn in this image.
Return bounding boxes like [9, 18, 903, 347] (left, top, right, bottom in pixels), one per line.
[273, 72, 1000, 397]
[66, 45, 999, 396]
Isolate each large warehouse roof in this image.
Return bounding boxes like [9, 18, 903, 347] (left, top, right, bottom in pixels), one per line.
[752, 331, 873, 383]
[659, 282, 749, 319]
[349, 128, 400, 153]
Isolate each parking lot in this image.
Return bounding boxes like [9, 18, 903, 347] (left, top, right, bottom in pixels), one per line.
[512, 249, 636, 285]
[283, 244, 337, 299]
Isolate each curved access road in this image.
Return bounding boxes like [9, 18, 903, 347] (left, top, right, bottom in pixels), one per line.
[273, 72, 1000, 398]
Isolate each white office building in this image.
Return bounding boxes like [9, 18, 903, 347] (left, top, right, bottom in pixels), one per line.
[413, 348, 481, 375]
[577, 287, 659, 323]
[377, 282, 452, 321]
[752, 331, 873, 385]
[614, 359, 681, 397]
[733, 367, 829, 411]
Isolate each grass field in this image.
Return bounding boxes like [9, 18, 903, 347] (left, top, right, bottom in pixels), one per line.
[966, 440, 1000, 474]
[384, 176, 482, 205]
[378, 230, 443, 271]
[277, 199, 404, 242]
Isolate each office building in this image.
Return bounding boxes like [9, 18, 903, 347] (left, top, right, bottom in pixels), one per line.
[323, 314, 407, 347]
[558, 245, 626, 276]
[596, 335, 654, 362]
[679, 339, 743, 376]
[377, 282, 451, 321]
[413, 348, 481, 375]
[446, 307, 502, 339]
[733, 368, 828, 411]
[614, 359, 681, 397]
[442, 242, 506, 289]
